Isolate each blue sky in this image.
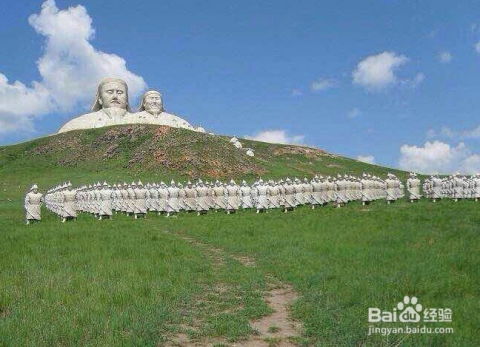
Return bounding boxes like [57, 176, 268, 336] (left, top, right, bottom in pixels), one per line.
[2, 0, 480, 173]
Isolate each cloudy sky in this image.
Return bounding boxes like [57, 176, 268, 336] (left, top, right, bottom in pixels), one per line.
[2, 0, 480, 174]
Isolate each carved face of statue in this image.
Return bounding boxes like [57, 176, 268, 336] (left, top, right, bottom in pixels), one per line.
[99, 82, 127, 109]
[143, 92, 163, 115]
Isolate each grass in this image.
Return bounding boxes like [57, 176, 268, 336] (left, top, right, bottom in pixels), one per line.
[268, 326, 280, 333]
[1, 198, 478, 345]
[0, 126, 478, 345]
[0, 202, 270, 346]
[264, 337, 283, 346]
[164, 199, 480, 346]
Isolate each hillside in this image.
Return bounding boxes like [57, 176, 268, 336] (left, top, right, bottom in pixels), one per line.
[0, 124, 405, 198]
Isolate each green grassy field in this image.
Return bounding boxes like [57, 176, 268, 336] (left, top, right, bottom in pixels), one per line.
[0, 199, 272, 346]
[1, 126, 478, 346]
[1, 198, 478, 346]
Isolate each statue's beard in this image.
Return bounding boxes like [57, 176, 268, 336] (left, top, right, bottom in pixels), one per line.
[102, 107, 128, 120]
[145, 104, 163, 116]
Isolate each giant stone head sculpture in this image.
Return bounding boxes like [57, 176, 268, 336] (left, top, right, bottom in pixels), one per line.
[138, 90, 165, 116]
[91, 78, 131, 111]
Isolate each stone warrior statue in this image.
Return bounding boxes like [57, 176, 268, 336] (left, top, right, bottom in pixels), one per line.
[61, 182, 78, 222]
[183, 181, 197, 212]
[225, 179, 240, 214]
[133, 181, 148, 219]
[385, 173, 397, 204]
[212, 181, 226, 211]
[195, 180, 210, 215]
[406, 172, 421, 202]
[98, 182, 113, 220]
[25, 184, 43, 225]
[282, 178, 296, 212]
[254, 179, 269, 213]
[239, 180, 253, 208]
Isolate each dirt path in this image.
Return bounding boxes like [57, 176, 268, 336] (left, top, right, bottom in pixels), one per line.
[242, 284, 302, 346]
[167, 233, 303, 346]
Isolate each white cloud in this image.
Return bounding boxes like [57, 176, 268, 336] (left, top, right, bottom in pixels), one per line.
[463, 125, 480, 138]
[398, 140, 480, 174]
[347, 108, 361, 119]
[357, 155, 375, 164]
[352, 51, 409, 91]
[475, 41, 480, 54]
[291, 89, 303, 97]
[461, 154, 480, 173]
[427, 125, 480, 140]
[311, 78, 336, 92]
[438, 51, 452, 63]
[245, 129, 305, 145]
[410, 72, 425, 87]
[0, 0, 146, 134]
[439, 126, 456, 138]
[425, 128, 437, 139]
[398, 72, 425, 89]
[0, 75, 53, 116]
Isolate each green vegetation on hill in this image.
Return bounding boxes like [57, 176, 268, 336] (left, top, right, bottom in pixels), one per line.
[0, 124, 405, 201]
[1, 125, 476, 346]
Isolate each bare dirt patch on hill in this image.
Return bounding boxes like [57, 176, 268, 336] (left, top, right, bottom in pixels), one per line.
[273, 145, 329, 158]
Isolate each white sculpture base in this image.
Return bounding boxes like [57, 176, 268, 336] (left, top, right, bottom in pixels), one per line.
[58, 109, 205, 134]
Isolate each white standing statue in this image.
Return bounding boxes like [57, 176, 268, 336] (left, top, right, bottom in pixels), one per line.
[310, 176, 322, 208]
[239, 180, 253, 208]
[225, 180, 240, 214]
[195, 180, 210, 215]
[184, 182, 197, 212]
[474, 174, 480, 201]
[25, 184, 43, 225]
[212, 181, 226, 211]
[61, 182, 78, 222]
[98, 182, 113, 220]
[406, 173, 421, 202]
[254, 179, 269, 213]
[385, 173, 397, 204]
[283, 178, 296, 212]
[133, 181, 148, 219]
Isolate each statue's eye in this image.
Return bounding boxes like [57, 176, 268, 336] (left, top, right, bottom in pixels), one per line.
[117, 91, 123, 94]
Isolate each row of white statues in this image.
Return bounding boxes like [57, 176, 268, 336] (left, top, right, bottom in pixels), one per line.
[26, 172, 413, 224]
[422, 174, 480, 202]
[26, 172, 480, 224]
[58, 78, 205, 134]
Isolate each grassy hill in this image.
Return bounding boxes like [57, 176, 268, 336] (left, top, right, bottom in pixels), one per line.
[0, 125, 477, 346]
[0, 124, 405, 200]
